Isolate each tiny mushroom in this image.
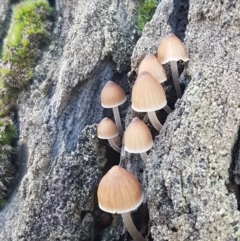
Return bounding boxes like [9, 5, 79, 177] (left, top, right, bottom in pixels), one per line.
[97, 166, 145, 241]
[138, 53, 167, 83]
[123, 117, 153, 163]
[157, 33, 189, 98]
[101, 81, 126, 136]
[131, 71, 167, 132]
[97, 117, 121, 153]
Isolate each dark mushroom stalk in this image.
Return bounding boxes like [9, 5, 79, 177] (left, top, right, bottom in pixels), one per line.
[163, 104, 172, 114]
[170, 61, 182, 98]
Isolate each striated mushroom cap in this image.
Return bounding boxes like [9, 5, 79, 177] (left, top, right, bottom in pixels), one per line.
[124, 117, 153, 153]
[97, 117, 118, 139]
[132, 71, 167, 112]
[157, 33, 189, 64]
[138, 54, 167, 83]
[101, 81, 126, 108]
[97, 166, 143, 214]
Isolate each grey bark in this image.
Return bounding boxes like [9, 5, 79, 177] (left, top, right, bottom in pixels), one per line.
[0, 0, 138, 240]
[130, 0, 240, 240]
[0, 0, 10, 40]
[1, 0, 240, 240]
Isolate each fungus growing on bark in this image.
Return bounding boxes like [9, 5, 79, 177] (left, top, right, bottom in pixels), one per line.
[113, 135, 122, 147]
[101, 81, 126, 136]
[138, 53, 167, 83]
[123, 117, 153, 163]
[131, 71, 168, 132]
[157, 33, 189, 98]
[97, 166, 145, 241]
[97, 117, 121, 153]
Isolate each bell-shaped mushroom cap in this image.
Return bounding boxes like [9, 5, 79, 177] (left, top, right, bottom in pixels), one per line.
[157, 33, 189, 64]
[101, 81, 126, 108]
[97, 117, 119, 139]
[124, 117, 153, 153]
[132, 71, 167, 112]
[97, 166, 143, 214]
[138, 54, 167, 83]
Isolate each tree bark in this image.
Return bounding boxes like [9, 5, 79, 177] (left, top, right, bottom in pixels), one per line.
[1, 0, 240, 240]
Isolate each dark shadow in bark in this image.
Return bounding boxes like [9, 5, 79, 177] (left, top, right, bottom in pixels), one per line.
[168, 0, 189, 41]
[228, 127, 240, 211]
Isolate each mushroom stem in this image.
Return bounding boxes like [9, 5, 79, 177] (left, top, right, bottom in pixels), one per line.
[113, 106, 123, 136]
[140, 152, 147, 163]
[121, 212, 145, 241]
[147, 111, 162, 132]
[163, 105, 172, 114]
[113, 135, 122, 146]
[170, 61, 182, 98]
[108, 139, 121, 153]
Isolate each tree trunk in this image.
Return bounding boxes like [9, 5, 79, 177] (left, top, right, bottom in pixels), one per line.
[1, 0, 240, 240]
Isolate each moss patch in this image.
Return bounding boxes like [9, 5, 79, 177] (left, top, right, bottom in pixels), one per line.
[0, 199, 7, 209]
[137, 0, 159, 31]
[0, 117, 16, 205]
[1, 0, 53, 89]
[0, 0, 52, 209]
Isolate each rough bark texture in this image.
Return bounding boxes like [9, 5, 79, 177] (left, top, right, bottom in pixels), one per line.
[0, 0, 138, 240]
[0, 0, 10, 40]
[132, 0, 240, 240]
[1, 0, 240, 240]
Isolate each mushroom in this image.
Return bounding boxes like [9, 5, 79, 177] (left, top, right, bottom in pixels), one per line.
[97, 166, 145, 241]
[157, 33, 189, 98]
[131, 71, 167, 132]
[138, 54, 172, 114]
[138, 53, 167, 83]
[123, 117, 153, 163]
[101, 81, 126, 136]
[97, 117, 121, 153]
[113, 135, 122, 147]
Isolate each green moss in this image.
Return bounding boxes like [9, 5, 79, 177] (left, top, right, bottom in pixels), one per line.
[0, 118, 16, 146]
[0, 68, 10, 79]
[2, 0, 53, 88]
[137, 0, 159, 31]
[0, 67, 19, 116]
[0, 199, 7, 209]
[0, 118, 16, 204]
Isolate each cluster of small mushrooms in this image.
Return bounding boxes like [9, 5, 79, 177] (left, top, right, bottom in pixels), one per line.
[97, 33, 189, 241]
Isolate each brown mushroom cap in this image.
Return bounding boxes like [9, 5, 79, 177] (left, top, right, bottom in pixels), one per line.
[138, 54, 167, 83]
[97, 166, 143, 214]
[157, 33, 189, 64]
[101, 81, 126, 108]
[124, 117, 153, 153]
[131, 71, 167, 112]
[97, 117, 119, 139]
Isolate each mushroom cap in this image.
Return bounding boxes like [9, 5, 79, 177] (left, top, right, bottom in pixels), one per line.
[138, 54, 167, 83]
[123, 117, 153, 153]
[157, 33, 189, 64]
[97, 166, 143, 214]
[101, 81, 126, 108]
[97, 117, 119, 139]
[131, 71, 167, 112]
